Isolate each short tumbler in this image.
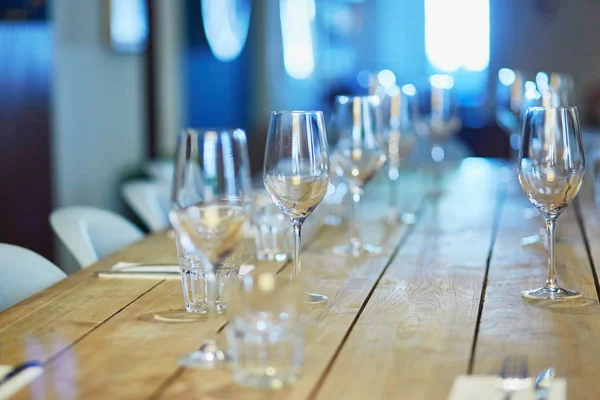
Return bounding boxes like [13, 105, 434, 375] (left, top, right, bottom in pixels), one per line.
[225, 273, 305, 389]
[253, 203, 293, 262]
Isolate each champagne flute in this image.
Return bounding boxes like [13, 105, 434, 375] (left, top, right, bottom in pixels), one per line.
[170, 128, 253, 367]
[263, 111, 331, 304]
[331, 95, 386, 256]
[518, 106, 585, 300]
[414, 74, 461, 196]
[382, 84, 419, 224]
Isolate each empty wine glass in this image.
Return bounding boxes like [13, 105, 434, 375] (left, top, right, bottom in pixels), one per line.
[331, 95, 386, 256]
[496, 68, 527, 159]
[414, 74, 461, 196]
[518, 106, 585, 300]
[170, 128, 253, 367]
[263, 111, 331, 304]
[381, 84, 419, 224]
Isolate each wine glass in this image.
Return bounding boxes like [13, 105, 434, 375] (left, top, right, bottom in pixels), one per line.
[518, 106, 585, 300]
[381, 84, 419, 224]
[496, 68, 527, 160]
[169, 128, 253, 367]
[263, 111, 331, 304]
[331, 95, 386, 256]
[414, 74, 461, 195]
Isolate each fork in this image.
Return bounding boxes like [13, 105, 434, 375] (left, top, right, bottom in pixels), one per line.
[497, 355, 532, 400]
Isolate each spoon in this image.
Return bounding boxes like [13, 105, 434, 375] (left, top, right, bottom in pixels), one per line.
[534, 368, 555, 400]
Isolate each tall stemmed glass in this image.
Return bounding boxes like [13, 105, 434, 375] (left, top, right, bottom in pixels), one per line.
[518, 106, 585, 300]
[382, 85, 419, 224]
[414, 75, 461, 195]
[170, 128, 253, 368]
[331, 95, 386, 256]
[496, 68, 527, 159]
[263, 111, 331, 304]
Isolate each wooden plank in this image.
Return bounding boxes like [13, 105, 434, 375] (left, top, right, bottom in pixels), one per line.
[8, 226, 284, 399]
[472, 177, 600, 400]
[152, 171, 430, 399]
[0, 233, 178, 365]
[314, 158, 501, 400]
[9, 170, 424, 399]
[9, 245, 304, 399]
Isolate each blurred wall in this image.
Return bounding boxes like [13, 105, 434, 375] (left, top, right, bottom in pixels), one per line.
[52, 0, 146, 272]
[153, 0, 185, 157]
[490, 0, 600, 124]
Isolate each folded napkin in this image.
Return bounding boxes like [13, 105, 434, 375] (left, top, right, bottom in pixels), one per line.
[0, 363, 43, 399]
[96, 263, 255, 280]
[448, 375, 566, 400]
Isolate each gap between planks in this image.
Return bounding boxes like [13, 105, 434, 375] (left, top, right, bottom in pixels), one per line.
[467, 184, 506, 374]
[573, 198, 600, 304]
[305, 196, 428, 400]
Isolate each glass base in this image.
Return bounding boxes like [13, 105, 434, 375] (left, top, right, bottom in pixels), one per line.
[178, 339, 229, 369]
[521, 286, 582, 300]
[233, 370, 299, 389]
[306, 292, 328, 304]
[385, 210, 417, 226]
[333, 242, 382, 257]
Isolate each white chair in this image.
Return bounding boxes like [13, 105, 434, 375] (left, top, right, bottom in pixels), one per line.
[0, 244, 66, 312]
[145, 159, 174, 183]
[121, 180, 171, 232]
[50, 206, 144, 268]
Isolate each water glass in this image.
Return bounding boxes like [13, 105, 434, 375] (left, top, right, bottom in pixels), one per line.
[254, 203, 293, 262]
[225, 273, 305, 389]
[176, 235, 241, 314]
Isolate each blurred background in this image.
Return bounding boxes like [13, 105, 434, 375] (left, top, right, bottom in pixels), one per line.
[2, 0, 600, 271]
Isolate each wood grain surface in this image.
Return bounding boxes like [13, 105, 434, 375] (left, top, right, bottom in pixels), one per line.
[2, 160, 600, 399]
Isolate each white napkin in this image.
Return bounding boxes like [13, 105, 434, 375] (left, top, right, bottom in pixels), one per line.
[111, 262, 180, 273]
[0, 364, 43, 399]
[448, 375, 566, 400]
[96, 263, 255, 280]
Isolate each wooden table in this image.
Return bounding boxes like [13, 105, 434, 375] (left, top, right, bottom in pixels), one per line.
[3, 158, 600, 399]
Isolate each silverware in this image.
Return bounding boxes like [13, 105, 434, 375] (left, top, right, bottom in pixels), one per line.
[534, 368, 555, 400]
[95, 270, 180, 280]
[0, 361, 43, 387]
[497, 355, 531, 400]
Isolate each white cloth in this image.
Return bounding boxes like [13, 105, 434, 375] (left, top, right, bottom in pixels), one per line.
[448, 375, 566, 400]
[95, 263, 255, 280]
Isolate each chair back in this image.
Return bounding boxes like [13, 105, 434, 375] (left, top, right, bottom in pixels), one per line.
[122, 180, 171, 232]
[0, 243, 66, 311]
[50, 206, 144, 267]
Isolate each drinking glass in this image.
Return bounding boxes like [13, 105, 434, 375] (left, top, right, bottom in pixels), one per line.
[518, 106, 585, 300]
[263, 111, 331, 304]
[414, 74, 461, 195]
[382, 84, 419, 224]
[253, 203, 293, 262]
[225, 273, 305, 388]
[496, 68, 527, 159]
[170, 128, 253, 367]
[331, 95, 386, 256]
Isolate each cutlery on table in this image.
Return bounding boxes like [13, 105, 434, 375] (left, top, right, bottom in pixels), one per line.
[534, 368, 555, 400]
[0, 361, 43, 398]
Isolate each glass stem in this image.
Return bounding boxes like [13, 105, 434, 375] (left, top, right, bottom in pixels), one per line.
[544, 215, 558, 289]
[350, 186, 362, 250]
[292, 219, 303, 279]
[388, 167, 399, 213]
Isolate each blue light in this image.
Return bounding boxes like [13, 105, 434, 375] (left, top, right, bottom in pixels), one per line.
[401, 84, 417, 97]
[202, 0, 252, 62]
[498, 68, 516, 86]
[424, 0, 490, 72]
